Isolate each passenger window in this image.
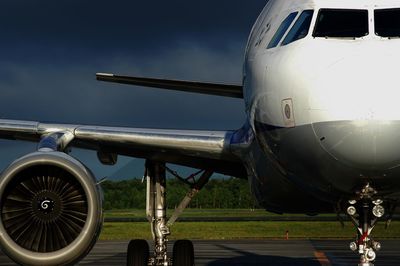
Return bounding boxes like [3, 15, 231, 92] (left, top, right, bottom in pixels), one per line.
[282, 10, 314, 45]
[313, 9, 368, 38]
[375, 9, 400, 37]
[267, 12, 298, 49]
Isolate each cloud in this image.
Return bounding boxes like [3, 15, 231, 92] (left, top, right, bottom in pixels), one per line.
[0, 0, 267, 53]
[0, 0, 267, 175]
[0, 42, 246, 129]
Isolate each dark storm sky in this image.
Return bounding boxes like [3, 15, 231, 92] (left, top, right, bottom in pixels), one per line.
[0, 0, 267, 177]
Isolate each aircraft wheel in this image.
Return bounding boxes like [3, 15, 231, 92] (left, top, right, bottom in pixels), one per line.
[127, 239, 149, 266]
[173, 240, 194, 266]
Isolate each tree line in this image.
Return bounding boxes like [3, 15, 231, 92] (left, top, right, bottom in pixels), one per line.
[101, 178, 258, 210]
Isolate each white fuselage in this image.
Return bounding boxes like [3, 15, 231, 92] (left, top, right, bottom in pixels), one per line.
[241, 0, 400, 209]
[245, 0, 400, 126]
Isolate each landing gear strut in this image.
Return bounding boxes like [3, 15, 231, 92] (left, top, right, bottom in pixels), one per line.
[126, 160, 212, 266]
[346, 183, 386, 266]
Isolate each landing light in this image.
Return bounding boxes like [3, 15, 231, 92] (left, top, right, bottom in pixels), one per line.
[372, 205, 385, 218]
[349, 242, 358, 251]
[347, 206, 357, 216]
[373, 241, 381, 251]
[348, 199, 357, 205]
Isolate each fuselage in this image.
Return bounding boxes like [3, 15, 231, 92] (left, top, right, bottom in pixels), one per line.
[241, 0, 400, 213]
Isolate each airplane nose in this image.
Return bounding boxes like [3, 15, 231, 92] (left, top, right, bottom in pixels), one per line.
[309, 53, 400, 121]
[308, 50, 400, 170]
[312, 121, 400, 170]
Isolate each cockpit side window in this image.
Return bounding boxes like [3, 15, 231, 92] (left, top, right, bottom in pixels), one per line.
[375, 9, 400, 37]
[313, 9, 368, 38]
[281, 10, 314, 45]
[267, 12, 298, 49]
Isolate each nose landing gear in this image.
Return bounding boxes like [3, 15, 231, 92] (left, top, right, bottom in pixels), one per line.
[346, 183, 388, 266]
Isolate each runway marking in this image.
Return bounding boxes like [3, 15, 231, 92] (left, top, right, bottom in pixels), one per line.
[314, 251, 331, 266]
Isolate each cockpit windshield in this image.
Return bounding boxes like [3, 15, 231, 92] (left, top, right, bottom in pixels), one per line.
[313, 9, 369, 38]
[375, 9, 400, 37]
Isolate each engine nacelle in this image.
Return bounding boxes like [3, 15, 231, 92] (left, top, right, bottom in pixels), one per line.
[0, 151, 103, 266]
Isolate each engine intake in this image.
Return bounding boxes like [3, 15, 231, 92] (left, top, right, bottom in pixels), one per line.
[0, 151, 103, 266]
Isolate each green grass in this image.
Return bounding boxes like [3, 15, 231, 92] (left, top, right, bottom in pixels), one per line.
[101, 209, 400, 240]
[104, 209, 333, 219]
[99, 221, 400, 240]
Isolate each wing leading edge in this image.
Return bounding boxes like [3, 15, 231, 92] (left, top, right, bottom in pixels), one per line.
[0, 119, 246, 178]
[96, 73, 244, 98]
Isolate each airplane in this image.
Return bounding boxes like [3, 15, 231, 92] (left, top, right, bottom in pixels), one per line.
[0, 0, 398, 265]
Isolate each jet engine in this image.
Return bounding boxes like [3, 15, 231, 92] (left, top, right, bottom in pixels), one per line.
[0, 151, 103, 266]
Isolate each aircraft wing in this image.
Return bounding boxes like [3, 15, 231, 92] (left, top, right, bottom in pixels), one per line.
[96, 73, 244, 98]
[0, 119, 246, 178]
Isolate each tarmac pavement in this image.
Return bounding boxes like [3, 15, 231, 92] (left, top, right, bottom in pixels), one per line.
[0, 239, 398, 265]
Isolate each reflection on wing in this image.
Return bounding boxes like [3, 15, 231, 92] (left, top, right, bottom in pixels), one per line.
[0, 119, 246, 178]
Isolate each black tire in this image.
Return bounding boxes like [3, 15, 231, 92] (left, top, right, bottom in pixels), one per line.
[127, 239, 149, 266]
[173, 240, 195, 266]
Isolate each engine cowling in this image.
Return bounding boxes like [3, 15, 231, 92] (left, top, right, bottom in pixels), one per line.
[0, 151, 103, 266]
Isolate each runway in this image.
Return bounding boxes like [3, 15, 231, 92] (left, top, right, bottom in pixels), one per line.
[0, 239, 398, 265]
